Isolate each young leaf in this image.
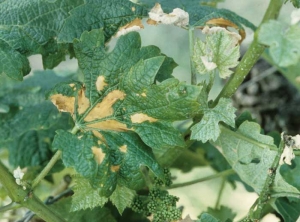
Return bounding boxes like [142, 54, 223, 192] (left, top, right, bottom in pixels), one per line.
[0, 0, 84, 79]
[71, 175, 108, 212]
[258, 20, 300, 67]
[206, 206, 236, 221]
[58, 0, 148, 43]
[109, 185, 136, 214]
[191, 98, 236, 143]
[216, 121, 300, 194]
[287, 0, 300, 8]
[193, 27, 240, 78]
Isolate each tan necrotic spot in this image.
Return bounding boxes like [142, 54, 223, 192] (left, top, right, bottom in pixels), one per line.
[96, 76, 108, 91]
[111, 165, 120, 172]
[130, 113, 157, 123]
[115, 18, 144, 37]
[119, 145, 127, 153]
[77, 89, 90, 114]
[91, 147, 105, 164]
[50, 94, 75, 114]
[84, 90, 126, 122]
[87, 120, 128, 131]
[141, 92, 146, 97]
[69, 83, 75, 87]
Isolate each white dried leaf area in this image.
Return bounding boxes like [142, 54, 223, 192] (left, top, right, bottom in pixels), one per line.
[279, 134, 300, 165]
[200, 56, 217, 71]
[13, 166, 24, 185]
[148, 3, 189, 27]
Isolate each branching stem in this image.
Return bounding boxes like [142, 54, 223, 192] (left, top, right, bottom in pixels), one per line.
[0, 202, 20, 212]
[168, 169, 235, 189]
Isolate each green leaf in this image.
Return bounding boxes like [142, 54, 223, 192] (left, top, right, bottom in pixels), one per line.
[198, 213, 221, 222]
[280, 156, 300, 191]
[110, 185, 136, 214]
[206, 206, 236, 221]
[51, 198, 116, 222]
[53, 130, 163, 196]
[193, 28, 240, 78]
[49, 29, 202, 195]
[191, 98, 236, 142]
[273, 198, 300, 222]
[216, 121, 300, 194]
[137, 0, 256, 31]
[0, 40, 30, 80]
[58, 0, 148, 43]
[7, 130, 53, 168]
[0, 0, 83, 79]
[258, 20, 300, 67]
[71, 175, 108, 211]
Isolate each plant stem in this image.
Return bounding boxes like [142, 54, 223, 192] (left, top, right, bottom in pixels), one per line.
[213, 0, 284, 106]
[251, 139, 284, 220]
[0, 161, 65, 222]
[189, 26, 197, 85]
[215, 177, 226, 209]
[31, 125, 80, 188]
[31, 150, 62, 189]
[0, 202, 20, 212]
[168, 169, 235, 189]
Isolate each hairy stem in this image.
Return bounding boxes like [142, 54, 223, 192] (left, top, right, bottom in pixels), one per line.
[31, 125, 80, 188]
[189, 26, 197, 85]
[250, 140, 284, 220]
[213, 0, 284, 106]
[168, 169, 235, 189]
[0, 161, 65, 222]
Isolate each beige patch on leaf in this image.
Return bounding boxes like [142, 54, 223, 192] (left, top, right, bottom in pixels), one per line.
[131, 113, 157, 123]
[115, 18, 144, 37]
[77, 89, 90, 114]
[96, 76, 108, 91]
[111, 165, 120, 172]
[50, 94, 75, 114]
[119, 145, 127, 153]
[91, 147, 105, 164]
[85, 90, 125, 122]
[87, 120, 129, 131]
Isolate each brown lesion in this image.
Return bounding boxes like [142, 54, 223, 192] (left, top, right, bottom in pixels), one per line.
[50, 94, 75, 114]
[205, 18, 246, 42]
[119, 145, 127, 153]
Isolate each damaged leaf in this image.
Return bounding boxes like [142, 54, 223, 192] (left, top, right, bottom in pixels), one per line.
[193, 26, 241, 78]
[57, 0, 148, 43]
[49, 29, 202, 195]
[216, 121, 300, 194]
